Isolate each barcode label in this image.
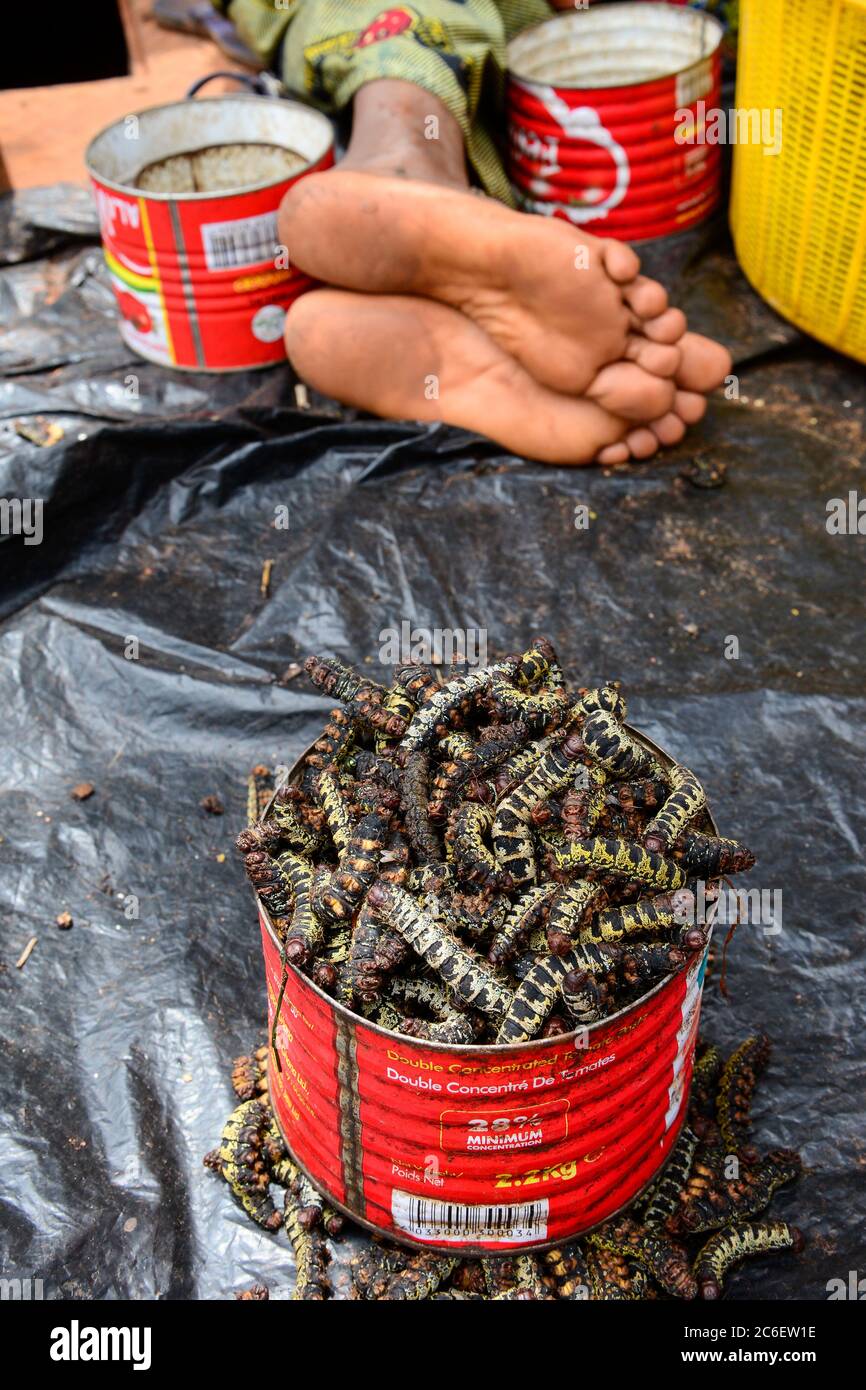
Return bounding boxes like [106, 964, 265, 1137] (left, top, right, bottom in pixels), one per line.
[392, 1190, 548, 1244]
[201, 211, 279, 271]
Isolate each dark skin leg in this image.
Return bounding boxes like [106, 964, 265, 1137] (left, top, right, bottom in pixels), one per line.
[282, 80, 731, 464]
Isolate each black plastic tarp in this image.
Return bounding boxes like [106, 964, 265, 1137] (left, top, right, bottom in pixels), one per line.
[1, 186, 864, 1300]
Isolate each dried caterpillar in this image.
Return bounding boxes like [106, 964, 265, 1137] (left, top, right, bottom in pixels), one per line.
[491, 732, 586, 885]
[581, 708, 666, 781]
[583, 882, 704, 946]
[314, 769, 354, 857]
[560, 765, 607, 842]
[375, 682, 416, 754]
[548, 835, 686, 892]
[674, 830, 756, 877]
[670, 1148, 802, 1235]
[546, 880, 607, 955]
[716, 1033, 771, 1162]
[400, 748, 442, 861]
[495, 942, 619, 1043]
[312, 785, 397, 926]
[303, 655, 406, 738]
[643, 762, 707, 853]
[588, 1218, 697, 1300]
[638, 1124, 700, 1230]
[693, 1220, 803, 1300]
[447, 801, 504, 889]
[381, 1252, 458, 1301]
[209, 1099, 282, 1232]
[488, 883, 557, 968]
[284, 1190, 330, 1299]
[367, 882, 514, 1018]
[397, 662, 515, 756]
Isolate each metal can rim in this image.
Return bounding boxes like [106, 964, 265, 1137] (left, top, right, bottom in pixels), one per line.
[84, 93, 334, 203]
[255, 721, 719, 1057]
[506, 2, 724, 95]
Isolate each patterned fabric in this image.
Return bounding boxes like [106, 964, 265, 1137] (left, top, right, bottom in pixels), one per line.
[212, 1, 553, 203]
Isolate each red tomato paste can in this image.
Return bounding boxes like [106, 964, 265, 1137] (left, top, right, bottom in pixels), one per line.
[85, 95, 333, 370]
[259, 729, 717, 1254]
[506, 2, 724, 242]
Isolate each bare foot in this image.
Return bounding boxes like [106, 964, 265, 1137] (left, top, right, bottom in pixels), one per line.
[285, 288, 692, 466]
[279, 169, 731, 402]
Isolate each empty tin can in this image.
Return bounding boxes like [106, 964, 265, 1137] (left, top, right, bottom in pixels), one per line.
[86, 95, 334, 370]
[506, 2, 724, 241]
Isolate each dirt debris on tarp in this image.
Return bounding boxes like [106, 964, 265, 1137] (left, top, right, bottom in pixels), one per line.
[0, 186, 864, 1300]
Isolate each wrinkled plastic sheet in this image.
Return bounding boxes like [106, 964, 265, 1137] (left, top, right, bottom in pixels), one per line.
[1, 185, 864, 1301]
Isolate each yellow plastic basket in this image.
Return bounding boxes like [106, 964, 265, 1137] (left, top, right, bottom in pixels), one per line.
[730, 0, 866, 363]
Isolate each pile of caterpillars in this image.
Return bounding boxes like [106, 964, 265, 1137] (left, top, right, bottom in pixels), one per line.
[238, 641, 759, 1046]
[205, 1034, 804, 1300]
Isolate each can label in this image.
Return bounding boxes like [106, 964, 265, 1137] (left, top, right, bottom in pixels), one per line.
[262, 910, 709, 1251]
[506, 7, 724, 241]
[90, 150, 332, 371]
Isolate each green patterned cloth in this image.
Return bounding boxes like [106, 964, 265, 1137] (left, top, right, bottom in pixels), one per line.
[211, 1, 553, 203]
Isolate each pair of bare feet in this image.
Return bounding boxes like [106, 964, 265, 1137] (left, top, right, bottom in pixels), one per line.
[278, 82, 732, 466]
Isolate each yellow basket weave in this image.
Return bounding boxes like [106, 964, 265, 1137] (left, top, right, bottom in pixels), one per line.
[730, 0, 866, 363]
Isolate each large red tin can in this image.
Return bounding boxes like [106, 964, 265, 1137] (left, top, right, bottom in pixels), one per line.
[86, 96, 333, 371]
[506, 2, 724, 241]
[259, 729, 716, 1254]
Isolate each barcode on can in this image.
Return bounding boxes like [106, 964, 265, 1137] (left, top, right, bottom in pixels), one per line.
[391, 1190, 548, 1244]
[201, 211, 280, 271]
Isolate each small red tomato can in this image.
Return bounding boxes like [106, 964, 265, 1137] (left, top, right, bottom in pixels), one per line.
[259, 729, 717, 1255]
[506, 1, 724, 242]
[85, 95, 333, 371]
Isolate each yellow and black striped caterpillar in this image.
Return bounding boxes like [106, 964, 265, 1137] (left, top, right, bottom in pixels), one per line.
[693, 1220, 803, 1299]
[491, 732, 586, 886]
[643, 762, 707, 853]
[380, 1252, 459, 1300]
[670, 1148, 802, 1235]
[495, 942, 619, 1043]
[574, 682, 627, 721]
[582, 882, 706, 946]
[488, 883, 557, 968]
[638, 1124, 700, 1230]
[447, 801, 505, 889]
[674, 830, 756, 877]
[207, 1099, 282, 1232]
[716, 1033, 771, 1163]
[397, 662, 515, 756]
[548, 835, 686, 892]
[284, 1190, 330, 1299]
[546, 880, 607, 955]
[375, 682, 416, 754]
[314, 768, 354, 858]
[312, 784, 398, 926]
[367, 881, 514, 1018]
[581, 708, 665, 781]
[588, 1218, 697, 1299]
